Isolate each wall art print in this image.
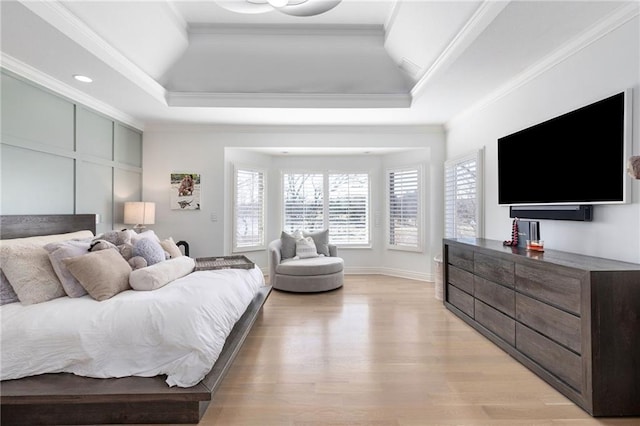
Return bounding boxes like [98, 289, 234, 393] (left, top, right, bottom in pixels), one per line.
[171, 173, 201, 210]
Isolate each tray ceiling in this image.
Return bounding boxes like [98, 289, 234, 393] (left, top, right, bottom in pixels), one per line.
[0, 0, 635, 129]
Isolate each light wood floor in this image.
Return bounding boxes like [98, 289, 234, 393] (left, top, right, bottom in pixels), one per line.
[173, 275, 638, 425]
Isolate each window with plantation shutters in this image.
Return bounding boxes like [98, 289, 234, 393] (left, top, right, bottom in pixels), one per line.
[387, 167, 421, 251]
[444, 149, 483, 239]
[233, 166, 265, 251]
[282, 171, 370, 246]
[282, 173, 324, 233]
[329, 173, 369, 245]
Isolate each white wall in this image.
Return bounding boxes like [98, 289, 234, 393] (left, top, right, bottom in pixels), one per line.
[446, 16, 640, 263]
[143, 126, 445, 279]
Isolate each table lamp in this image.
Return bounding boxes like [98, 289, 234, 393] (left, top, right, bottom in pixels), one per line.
[124, 202, 155, 232]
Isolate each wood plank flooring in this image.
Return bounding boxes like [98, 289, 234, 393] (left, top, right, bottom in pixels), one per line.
[157, 275, 639, 425]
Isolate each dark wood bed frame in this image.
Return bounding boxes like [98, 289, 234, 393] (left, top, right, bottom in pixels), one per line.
[0, 214, 272, 425]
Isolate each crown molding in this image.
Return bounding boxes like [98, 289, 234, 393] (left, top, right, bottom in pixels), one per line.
[166, 91, 411, 108]
[446, 2, 640, 130]
[411, 0, 511, 99]
[1, 54, 144, 131]
[144, 122, 443, 134]
[188, 23, 384, 38]
[19, 0, 167, 105]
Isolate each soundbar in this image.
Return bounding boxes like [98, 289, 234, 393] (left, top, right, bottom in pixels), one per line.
[509, 205, 593, 221]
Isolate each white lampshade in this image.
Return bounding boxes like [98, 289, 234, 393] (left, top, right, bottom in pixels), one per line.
[124, 202, 155, 227]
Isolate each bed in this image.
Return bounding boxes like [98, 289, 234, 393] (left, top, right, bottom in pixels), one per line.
[0, 214, 272, 425]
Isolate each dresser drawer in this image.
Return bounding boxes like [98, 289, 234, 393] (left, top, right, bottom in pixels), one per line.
[516, 293, 581, 354]
[448, 265, 474, 294]
[475, 299, 515, 346]
[474, 275, 515, 317]
[474, 252, 514, 288]
[447, 284, 474, 318]
[516, 323, 582, 392]
[515, 264, 582, 315]
[448, 245, 474, 272]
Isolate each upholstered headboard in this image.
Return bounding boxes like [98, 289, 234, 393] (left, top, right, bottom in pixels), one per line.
[0, 214, 97, 239]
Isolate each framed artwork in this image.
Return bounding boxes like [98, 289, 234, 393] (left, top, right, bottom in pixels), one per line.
[171, 173, 201, 210]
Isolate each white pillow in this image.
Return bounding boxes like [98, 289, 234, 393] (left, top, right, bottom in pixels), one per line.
[296, 236, 319, 259]
[129, 256, 195, 291]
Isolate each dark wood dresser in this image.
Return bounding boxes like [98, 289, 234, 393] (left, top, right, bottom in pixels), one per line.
[443, 238, 640, 417]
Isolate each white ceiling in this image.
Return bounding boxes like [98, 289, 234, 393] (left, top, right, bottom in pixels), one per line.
[0, 0, 635, 131]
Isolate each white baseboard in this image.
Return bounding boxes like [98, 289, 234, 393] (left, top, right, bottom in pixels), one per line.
[345, 266, 433, 282]
[258, 265, 434, 283]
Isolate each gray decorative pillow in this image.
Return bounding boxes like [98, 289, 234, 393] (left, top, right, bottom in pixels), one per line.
[133, 237, 166, 266]
[280, 231, 297, 260]
[44, 240, 91, 298]
[0, 269, 19, 305]
[303, 229, 330, 256]
[63, 249, 132, 301]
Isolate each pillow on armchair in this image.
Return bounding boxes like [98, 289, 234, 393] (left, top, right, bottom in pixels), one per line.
[280, 231, 297, 260]
[295, 237, 319, 259]
[303, 229, 330, 256]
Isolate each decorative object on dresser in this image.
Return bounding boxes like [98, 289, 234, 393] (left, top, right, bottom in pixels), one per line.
[123, 201, 155, 232]
[628, 155, 640, 179]
[443, 238, 640, 417]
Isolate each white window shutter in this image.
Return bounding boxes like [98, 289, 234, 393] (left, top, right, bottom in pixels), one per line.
[328, 173, 369, 245]
[282, 173, 324, 233]
[234, 167, 265, 250]
[388, 167, 421, 250]
[444, 150, 483, 239]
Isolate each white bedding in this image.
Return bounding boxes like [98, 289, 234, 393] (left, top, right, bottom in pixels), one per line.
[0, 267, 264, 387]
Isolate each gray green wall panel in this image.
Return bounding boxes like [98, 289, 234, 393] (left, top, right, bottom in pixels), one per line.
[76, 161, 113, 235]
[115, 123, 142, 167]
[1, 145, 75, 214]
[1, 72, 74, 151]
[0, 70, 143, 231]
[76, 107, 114, 160]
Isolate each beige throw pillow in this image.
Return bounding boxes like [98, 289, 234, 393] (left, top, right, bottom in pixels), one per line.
[160, 237, 183, 259]
[64, 249, 132, 301]
[0, 231, 94, 305]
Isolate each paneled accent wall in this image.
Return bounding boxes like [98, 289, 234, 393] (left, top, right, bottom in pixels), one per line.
[0, 70, 142, 234]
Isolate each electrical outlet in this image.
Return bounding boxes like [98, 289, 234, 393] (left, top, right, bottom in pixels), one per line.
[210, 212, 217, 222]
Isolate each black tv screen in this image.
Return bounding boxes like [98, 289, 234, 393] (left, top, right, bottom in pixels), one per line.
[498, 91, 629, 206]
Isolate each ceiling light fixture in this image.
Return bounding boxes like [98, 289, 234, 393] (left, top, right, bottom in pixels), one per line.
[73, 74, 93, 83]
[216, 0, 341, 17]
[267, 0, 288, 7]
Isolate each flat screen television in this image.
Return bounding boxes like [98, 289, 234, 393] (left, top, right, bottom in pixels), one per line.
[497, 90, 631, 206]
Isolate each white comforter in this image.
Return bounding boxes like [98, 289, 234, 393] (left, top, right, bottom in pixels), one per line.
[0, 267, 264, 387]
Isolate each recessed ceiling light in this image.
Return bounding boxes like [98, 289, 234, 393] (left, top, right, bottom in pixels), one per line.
[73, 74, 93, 83]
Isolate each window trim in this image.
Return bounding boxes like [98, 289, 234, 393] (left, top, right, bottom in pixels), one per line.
[444, 148, 484, 239]
[280, 169, 372, 248]
[232, 164, 267, 253]
[386, 164, 424, 253]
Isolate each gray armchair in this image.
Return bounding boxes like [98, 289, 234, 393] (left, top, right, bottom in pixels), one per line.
[268, 239, 344, 292]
